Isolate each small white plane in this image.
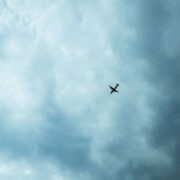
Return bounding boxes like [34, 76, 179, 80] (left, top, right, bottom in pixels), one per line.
[109, 83, 119, 94]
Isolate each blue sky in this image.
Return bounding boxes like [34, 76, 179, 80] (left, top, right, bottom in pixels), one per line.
[0, 0, 180, 179]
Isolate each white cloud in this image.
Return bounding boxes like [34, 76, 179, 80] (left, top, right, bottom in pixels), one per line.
[0, 155, 83, 180]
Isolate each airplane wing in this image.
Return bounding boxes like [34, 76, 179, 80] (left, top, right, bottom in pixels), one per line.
[109, 86, 118, 94]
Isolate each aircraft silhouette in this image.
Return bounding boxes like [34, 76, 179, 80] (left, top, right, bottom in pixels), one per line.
[109, 83, 119, 94]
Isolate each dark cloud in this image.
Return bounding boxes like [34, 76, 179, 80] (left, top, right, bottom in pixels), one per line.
[109, 0, 180, 179]
[38, 87, 93, 171]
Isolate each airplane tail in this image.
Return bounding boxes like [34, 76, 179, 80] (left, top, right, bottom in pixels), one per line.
[116, 83, 119, 86]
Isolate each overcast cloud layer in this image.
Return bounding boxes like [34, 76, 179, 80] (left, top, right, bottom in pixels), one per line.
[0, 0, 180, 179]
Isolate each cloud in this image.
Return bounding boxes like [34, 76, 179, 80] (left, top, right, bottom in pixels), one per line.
[0, 0, 180, 179]
[108, 0, 180, 179]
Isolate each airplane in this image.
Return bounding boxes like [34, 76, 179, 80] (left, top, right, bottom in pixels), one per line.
[109, 83, 119, 94]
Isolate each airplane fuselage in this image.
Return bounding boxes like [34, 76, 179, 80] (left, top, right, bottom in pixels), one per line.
[109, 83, 119, 94]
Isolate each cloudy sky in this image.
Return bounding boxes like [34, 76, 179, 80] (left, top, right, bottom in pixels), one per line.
[0, 0, 180, 179]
